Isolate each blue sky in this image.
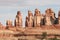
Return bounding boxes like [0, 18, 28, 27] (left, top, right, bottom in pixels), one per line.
[0, 0, 60, 26]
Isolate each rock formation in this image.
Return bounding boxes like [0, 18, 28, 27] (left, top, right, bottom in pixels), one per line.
[34, 9, 42, 27]
[25, 10, 33, 28]
[0, 8, 60, 38]
[0, 22, 5, 30]
[6, 20, 12, 28]
[0, 8, 59, 37]
[40, 14, 45, 25]
[0, 9, 59, 30]
[25, 16, 28, 27]
[58, 11, 60, 24]
[45, 8, 55, 25]
[14, 11, 22, 27]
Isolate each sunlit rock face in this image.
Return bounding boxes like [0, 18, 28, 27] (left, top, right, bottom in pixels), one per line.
[58, 11, 60, 24]
[45, 8, 55, 25]
[6, 20, 12, 28]
[25, 10, 34, 28]
[14, 11, 22, 27]
[34, 9, 42, 27]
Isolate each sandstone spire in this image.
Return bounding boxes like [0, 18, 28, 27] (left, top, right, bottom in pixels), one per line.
[45, 8, 55, 25]
[14, 11, 22, 27]
[34, 9, 42, 27]
[6, 20, 12, 28]
[25, 10, 33, 28]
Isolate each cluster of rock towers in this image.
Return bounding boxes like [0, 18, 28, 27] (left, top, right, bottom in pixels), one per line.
[25, 8, 60, 28]
[0, 8, 60, 30]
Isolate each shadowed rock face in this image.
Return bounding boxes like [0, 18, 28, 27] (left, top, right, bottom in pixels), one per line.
[25, 16, 28, 27]
[14, 11, 22, 27]
[58, 11, 60, 24]
[58, 11, 60, 16]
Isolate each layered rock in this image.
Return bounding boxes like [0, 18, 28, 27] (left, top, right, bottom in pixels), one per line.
[14, 11, 22, 27]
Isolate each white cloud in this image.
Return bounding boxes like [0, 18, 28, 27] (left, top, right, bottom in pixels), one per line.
[18, 0, 60, 7]
[0, 0, 60, 7]
[0, 0, 18, 6]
